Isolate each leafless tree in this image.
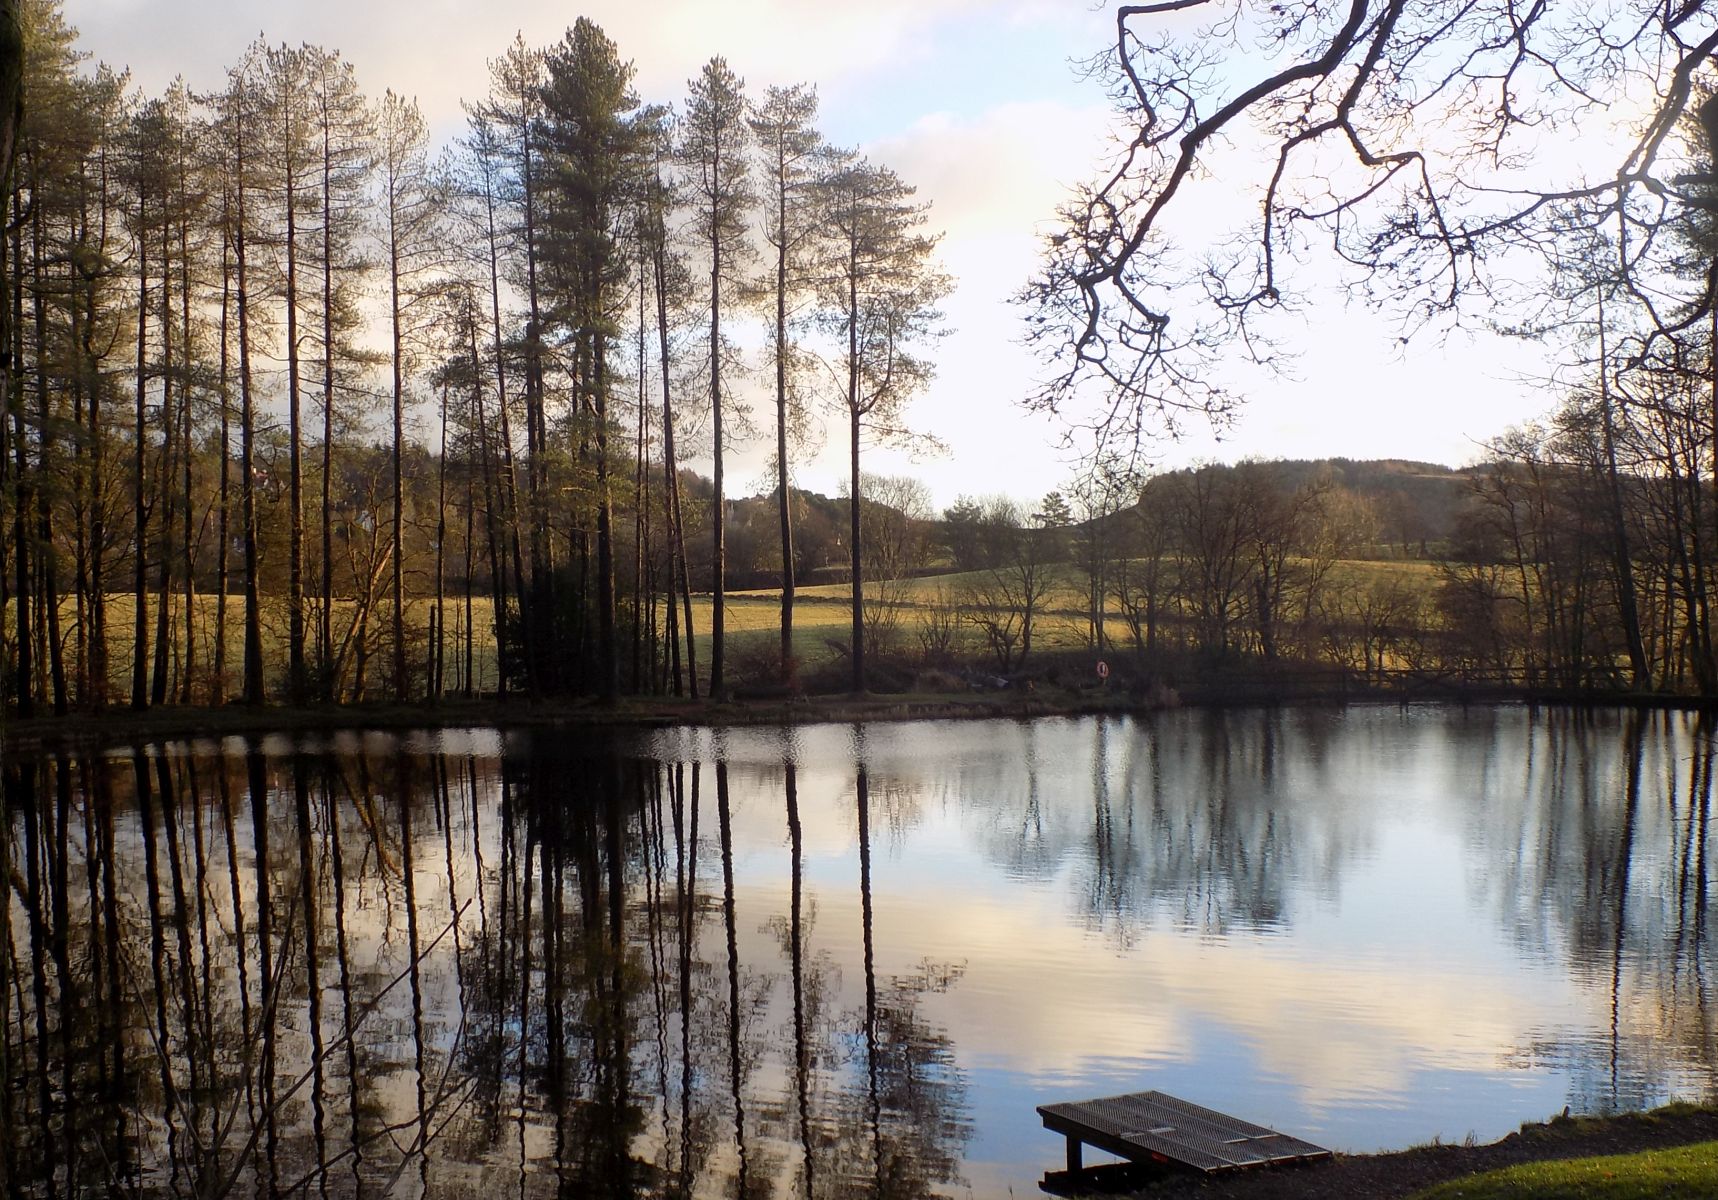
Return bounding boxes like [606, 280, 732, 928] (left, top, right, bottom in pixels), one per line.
[1022, 2, 1718, 462]
[958, 497, 1057, 673]
[854, 472, 932, 656]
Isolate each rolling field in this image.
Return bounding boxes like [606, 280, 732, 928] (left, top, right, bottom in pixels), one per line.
[11, 554, 1448, 698]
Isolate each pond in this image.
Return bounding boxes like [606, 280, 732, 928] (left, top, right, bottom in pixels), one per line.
[3, 704, 1715, 1196]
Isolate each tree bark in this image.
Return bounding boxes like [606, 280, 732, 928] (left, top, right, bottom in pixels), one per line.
[595, 333, 618, 702]
[773, 151, 795, 685]
[283, 68, 307, 706]
[235, 100, 265, 705]
[130, 189, 150, 709]
[652, 225, 696, 698]
[847, 263, 864, 694]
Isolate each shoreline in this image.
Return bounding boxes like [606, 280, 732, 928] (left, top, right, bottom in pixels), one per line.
[4, 683, 1713, 753]
[1, 690, 1147, 752]
[1118, 1103, 1718, 1199]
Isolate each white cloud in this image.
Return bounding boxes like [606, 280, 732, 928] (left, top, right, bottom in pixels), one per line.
[64, 0, 1044, 125]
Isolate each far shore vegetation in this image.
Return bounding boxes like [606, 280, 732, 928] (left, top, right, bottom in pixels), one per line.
[6, 453, 1713, 724]
[9, 0, 1718, 722]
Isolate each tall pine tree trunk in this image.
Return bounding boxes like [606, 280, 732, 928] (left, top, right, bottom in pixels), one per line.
[434, 381, 448, 700]
[847, 268, 864, 695]
[214, 226, 231, 704]
[86, 146, 110, 708]
[653, 237, 696, 698]
[522, 119, 551, 694]
[469, 317, 508, 699]
[236, 112, 265, 705]
[285, 144, 307, 704]
[389, 232, 406, 700]
[70, 197, 91, 706]
[150, 217, 173, 706]
[709, 250, 726, 699]
[594, 333, 617, 702]
[131, 198, 150, 709]
[31, 195, 66, 714]
[482, 207, 529, 688]
[633, 271, 649, 694]
[319, 117, 337, 701]
[178, 205, 196, 704]
[774, 178, 795, 685]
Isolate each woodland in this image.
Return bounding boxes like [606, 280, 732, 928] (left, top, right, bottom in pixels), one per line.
[0, 1, 949, 715]
[12, 0, 1718, 717]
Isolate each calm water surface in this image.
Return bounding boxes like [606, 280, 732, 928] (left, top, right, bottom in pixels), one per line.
[5, 705, 1715, 1196]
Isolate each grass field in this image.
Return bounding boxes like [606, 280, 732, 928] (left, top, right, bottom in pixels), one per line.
[18, 592, 508, 699]
[13, 553, 1449, 698]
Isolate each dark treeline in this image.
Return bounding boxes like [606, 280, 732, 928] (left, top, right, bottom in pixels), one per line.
[0, 0, 948, 715]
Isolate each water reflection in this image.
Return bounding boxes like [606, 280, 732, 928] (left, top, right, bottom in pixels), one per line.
[3, 707, 1717, 1195]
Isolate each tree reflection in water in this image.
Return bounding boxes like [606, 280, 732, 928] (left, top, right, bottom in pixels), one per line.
[0, 733, 970, 1197]
[4, 709, 1717, 1193]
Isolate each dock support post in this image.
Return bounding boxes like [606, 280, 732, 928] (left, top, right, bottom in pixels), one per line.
[1066, 1134, 1082, 1173]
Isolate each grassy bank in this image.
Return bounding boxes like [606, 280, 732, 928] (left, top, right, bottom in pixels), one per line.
[1100, 1105, 1718, 1200]
[6, 666, 1704, 753]
[0, 685, 1161, 752]
[1409, 1137, 1718, 1199]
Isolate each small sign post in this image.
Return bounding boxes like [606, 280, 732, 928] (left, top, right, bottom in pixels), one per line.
[1096, 659, 1109, 688]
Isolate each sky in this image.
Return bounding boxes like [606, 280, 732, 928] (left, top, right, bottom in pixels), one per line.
[60, 0, 1560, 508]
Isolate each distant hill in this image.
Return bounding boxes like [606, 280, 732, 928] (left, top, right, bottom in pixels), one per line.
[1077, 458, 1474, 559]
[696, 458, 1479, 589]
[1256, 458, 1475, 556]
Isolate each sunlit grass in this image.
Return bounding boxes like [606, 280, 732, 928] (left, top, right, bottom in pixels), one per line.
[1408, 1139, 1718, 1199]
[17, 592, 506, 697]
[15, 550, 1452, 697]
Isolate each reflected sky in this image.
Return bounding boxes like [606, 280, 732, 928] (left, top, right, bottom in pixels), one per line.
[5, 705, 1714, 1197]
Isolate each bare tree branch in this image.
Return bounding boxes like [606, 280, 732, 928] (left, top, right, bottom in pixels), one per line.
[1022, 0, 1718, 464]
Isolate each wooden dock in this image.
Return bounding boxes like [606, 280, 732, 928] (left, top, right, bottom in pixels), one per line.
[1038, 1090, 1332, 1179]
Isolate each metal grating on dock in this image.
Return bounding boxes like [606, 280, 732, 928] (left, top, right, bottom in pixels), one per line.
[1038, 1090, 1332, 1176]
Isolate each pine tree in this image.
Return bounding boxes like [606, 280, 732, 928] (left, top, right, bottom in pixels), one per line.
[308, 47, 376, 700]
[455, 108, 527, 690]
[679, 56, 753, 699]
[14, 2, 92, 712]
[377, 89, 442, 701]
[749, 83, 824, 684]
[821, 158, 949, 693]
[538, 17, 644, 702]
[640, 113, 699, 698]
[122, 95, 170, 709]
[216, 49, 268, 704]
[66, 68, 126, 708]
[259, 42, 319, 704]
[474, 34, 548, 689]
